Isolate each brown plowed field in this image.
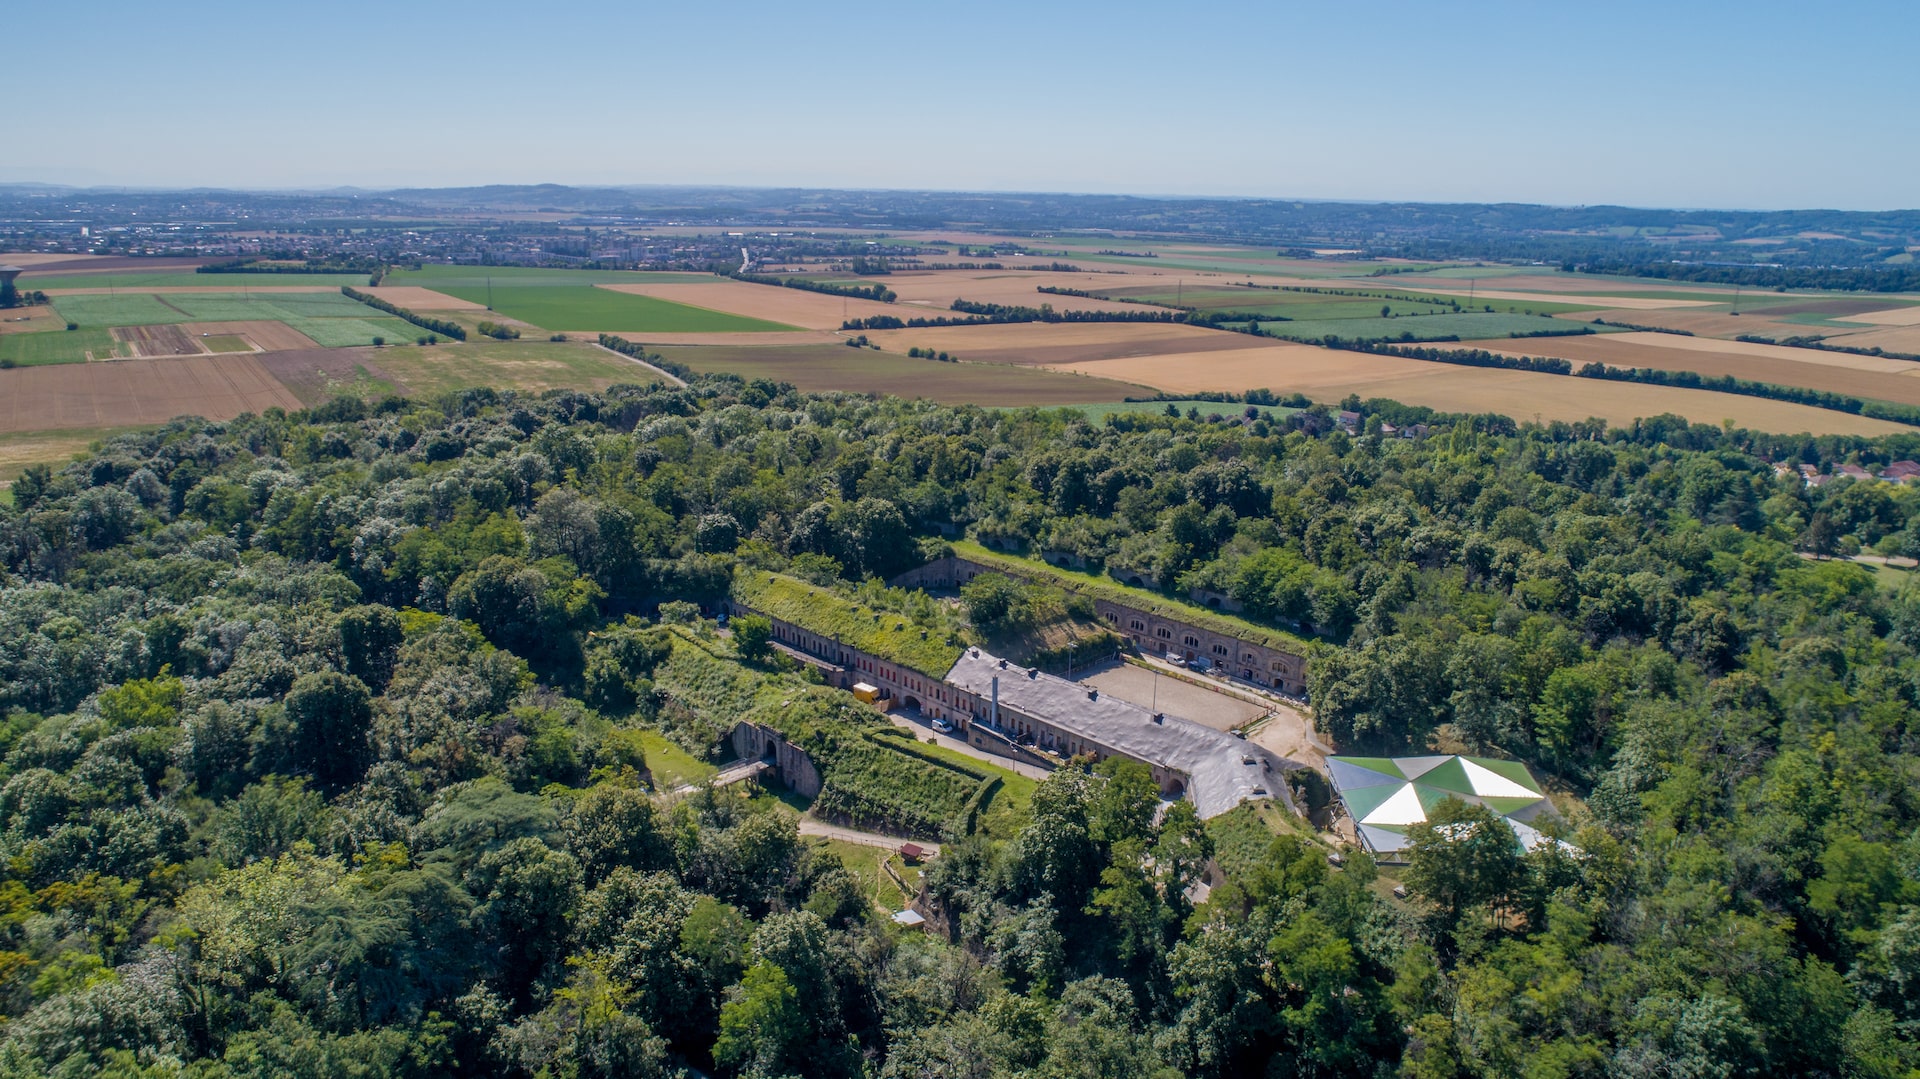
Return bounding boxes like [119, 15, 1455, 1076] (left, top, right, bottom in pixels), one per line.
[113, 325, 203, 357]
[0, 355, 304, 433]
[1437, 332, 1920, 407]
[0, 306, 61, 335]
[597, 280, 905, 330]
[181, 321, 319, 352]
[864, 322, 1265, 365]
[1042, 344, 1908, 435]
[259, 348, 398, 405]
[360, 286, 485, 311]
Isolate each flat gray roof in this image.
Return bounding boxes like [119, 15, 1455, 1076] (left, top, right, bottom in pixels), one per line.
[946, 648, 1292, 818]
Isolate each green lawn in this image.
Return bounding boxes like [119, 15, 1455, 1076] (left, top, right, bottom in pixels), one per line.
[424, 283, 797, 333]
[809, 838, 921, 912]
[201, 335, 254, 353]
[0, 329, 126, 366]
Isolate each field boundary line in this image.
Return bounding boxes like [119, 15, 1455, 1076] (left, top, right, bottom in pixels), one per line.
[592, 343, 687, 387]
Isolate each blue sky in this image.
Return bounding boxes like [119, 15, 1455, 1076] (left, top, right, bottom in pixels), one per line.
[10, 0, 1915, 209]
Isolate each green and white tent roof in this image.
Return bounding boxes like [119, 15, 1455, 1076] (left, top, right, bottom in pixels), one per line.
[1327, 755, 1554, 857]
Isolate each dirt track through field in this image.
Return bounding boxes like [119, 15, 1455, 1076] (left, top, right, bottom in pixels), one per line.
[0, 355, 304, 433]
[1044, 343, 1910, 435]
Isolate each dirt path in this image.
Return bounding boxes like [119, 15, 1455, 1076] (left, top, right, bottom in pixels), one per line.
[593, 343, 688, 387]
[798, 819, 941, 856]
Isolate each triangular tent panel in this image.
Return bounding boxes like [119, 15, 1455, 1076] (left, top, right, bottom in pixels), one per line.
[1480, 795, 1549, 817]
[1361, 783, 1430, 827]
[1393, 755, 1455, 780]
[1470, 757, 1543, 791]
[1461, 758, 1544, 799]
[1412, 757, 1477, 796]
[1358, 825, 1411, 853]
[1337, 783, 1404, 822]
[1330, 757, 1406, 781]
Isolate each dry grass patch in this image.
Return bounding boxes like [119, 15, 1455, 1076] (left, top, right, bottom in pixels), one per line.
[1845, 305, 1920, 327]
[1045, 343, 1910, 435]
[0, 306, 62, 335]
[179, 321, 320, 352]
[0, 355, 303, 433]
[864, 322, 1262, 365]
[0, 429, 120, 484]
[358, 286, 487, 311]
[597, 280, 902, 331]
[655, 343, 1151, 406]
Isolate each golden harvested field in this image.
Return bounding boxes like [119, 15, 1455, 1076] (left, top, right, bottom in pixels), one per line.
[1848, 305, 1920, 327]
[1392, 273, 1748, 299]
[1043, 344, 1910, 435]
[360, 286, 485, 311]
[880, 269, 1180, 315]
[654, 343, 1151, 406]
[1821, 325, 1920, 354]
[865, 322, 1268, 365]
[597, 279, 901, 330]
[0, 306, 62, 335]
[1440, 333, 1920, 407]
[180, 321, 320, 352]
[0, 354, 303, 433]
[0, 429, 110, 484]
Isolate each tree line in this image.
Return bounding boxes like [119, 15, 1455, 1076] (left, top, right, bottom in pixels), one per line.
[730, 272, 896, 303]
[341, 286, 468, 341]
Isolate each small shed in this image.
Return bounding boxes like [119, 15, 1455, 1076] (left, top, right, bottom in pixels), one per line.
[891, 909, 927, 929]
[898, 843, 926, 862]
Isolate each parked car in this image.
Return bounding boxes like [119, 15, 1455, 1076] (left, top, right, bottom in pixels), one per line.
[931, 718, 954, 734]
[1165, 653, 1188, 667]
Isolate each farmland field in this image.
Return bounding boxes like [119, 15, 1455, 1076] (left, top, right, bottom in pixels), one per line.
[596, 279, 905, 331]
[0, 329, 129, 366]
[652, 343, 1151, 405]
[1437, 332, 1920, 408]
[0, 354, 303, 433]
[416, 283, 797, 333]
[370, 339, 670, 398]
[1041, 342, 1911, 435]
[201, 335, 254, 354]
[1257, 311, 1597, 342]
[23, 271, 371, 290]
[386, 267, 716, 288]
[46, 291, 420, 349]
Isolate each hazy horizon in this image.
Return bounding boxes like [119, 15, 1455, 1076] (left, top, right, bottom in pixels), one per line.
[8, 0, 1916, 211]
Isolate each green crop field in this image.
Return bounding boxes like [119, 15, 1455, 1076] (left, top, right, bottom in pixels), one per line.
[653, 343, 1152, 406]
[386, 266, 716, 288]
[23, 271, 372, 290]
[45, 291, 419, 348]
[0, 329, 127, 366]
[200, 335, 254, 354]
[371, 339, 666, 398]
[420, 284, 795, 332]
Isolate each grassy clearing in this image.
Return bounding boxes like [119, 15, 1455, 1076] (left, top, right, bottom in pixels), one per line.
[373, 340, 664, 398]
[635, 728, 718, 788]
[654, 344, 1151, 406]
[950, 539, 1314, 653]
[733, 570, 964, 677]
[0, 329, 126, 365]
[810, 838, 921, 911]
[0, 426, 138, 482]
[26, 271, 370, 290]
[424, 283, 796, 333]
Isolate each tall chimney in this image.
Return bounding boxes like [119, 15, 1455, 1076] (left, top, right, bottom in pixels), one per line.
[991, 676, 1000, 729]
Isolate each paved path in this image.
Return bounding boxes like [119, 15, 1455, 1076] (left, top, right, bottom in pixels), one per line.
[798, 818, 941, 857]
[884, 710, 1053, 781]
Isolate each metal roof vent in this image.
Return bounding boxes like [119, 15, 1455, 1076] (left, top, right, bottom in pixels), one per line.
[1152, 713, 1164, 724]
[998, 659, 1007, 669]
[1243, 756, 1257, 766]
[1087, 689, 1098, 701]
[1027, 669, 1038, 679]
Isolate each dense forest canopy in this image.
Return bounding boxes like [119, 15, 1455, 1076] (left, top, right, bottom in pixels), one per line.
[6, 374, 1920, 1076]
